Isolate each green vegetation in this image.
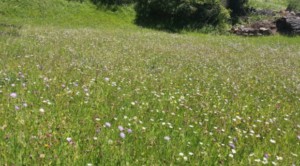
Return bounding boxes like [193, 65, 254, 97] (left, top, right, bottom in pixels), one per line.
[287, 0, 300, 11]
[0, 0, 136, 28]
[0, 0, 300, 165]
[249, 0, 288, 10]
[134, 0, 230, 31]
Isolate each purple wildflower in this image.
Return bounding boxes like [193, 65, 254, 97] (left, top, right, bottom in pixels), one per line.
[66, 137, 72, 142]
[229, 143, 236, 149]
[10, 93, 17, 98]
[120, 132, 125, 139]
[118, 125, 124, 131]
[15, 105, 20, 110]
[127, 128, 132, 133]
[264, 153, 269, 159]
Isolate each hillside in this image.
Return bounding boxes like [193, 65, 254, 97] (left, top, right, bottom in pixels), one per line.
[0, 0, 300, 165]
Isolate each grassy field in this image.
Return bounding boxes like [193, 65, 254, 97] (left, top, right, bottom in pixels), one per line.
[0, 0, 300, 165]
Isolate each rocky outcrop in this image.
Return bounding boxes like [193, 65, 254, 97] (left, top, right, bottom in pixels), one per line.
[231, 20, 276, 36]
[231, 10, 300, 36]
[276, 11, 300, 35]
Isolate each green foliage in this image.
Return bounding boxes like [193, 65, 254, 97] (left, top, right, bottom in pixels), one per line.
[287, 0, 300, 11]
[135, 0, 230, 31]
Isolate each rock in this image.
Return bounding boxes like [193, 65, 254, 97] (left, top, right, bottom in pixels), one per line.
[276, 16, 300, 35]
[232, 20, 277, 36]
[259, 27, 268, 31]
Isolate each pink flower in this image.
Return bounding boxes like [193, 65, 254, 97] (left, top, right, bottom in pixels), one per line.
[127, 129, 132, 133]
[120, 132, 125, 139]
[10, 93, 17, 98]
[118, 126, 124, 131]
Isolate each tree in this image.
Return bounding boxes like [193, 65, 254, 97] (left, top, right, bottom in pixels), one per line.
[135, 0, 230, 31]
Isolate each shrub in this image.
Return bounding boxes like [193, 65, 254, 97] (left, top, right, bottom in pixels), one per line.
[287, 0, 300, 12]
[135, 0, 230, 31]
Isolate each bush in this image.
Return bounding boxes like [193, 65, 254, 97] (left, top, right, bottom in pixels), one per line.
[135, 0, 230, 31]
[287, 0, 300, 12]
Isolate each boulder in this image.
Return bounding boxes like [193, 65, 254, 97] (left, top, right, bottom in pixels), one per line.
[276, 16, 300, 35]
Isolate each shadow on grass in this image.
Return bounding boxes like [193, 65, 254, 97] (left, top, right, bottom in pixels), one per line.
[0, 23, 22, 37]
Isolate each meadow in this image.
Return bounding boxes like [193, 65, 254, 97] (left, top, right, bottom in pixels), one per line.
[0, 0, 299, 165]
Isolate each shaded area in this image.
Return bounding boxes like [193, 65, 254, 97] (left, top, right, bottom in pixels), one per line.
[134, 1, 227, 32]
[0, 23, 22, 37]
[276, 16, 300, 35]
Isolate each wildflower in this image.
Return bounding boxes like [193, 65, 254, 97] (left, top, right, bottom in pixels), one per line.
[262, 159, 268, 165]
[105, 122, 111, 128]
[297, 135, 300, 140]
[87, 164, 93, 166]
[232, 149, 237, 154]
[118, 126, 124, 131]
[270, 139, 276, 144]
[164, 136, 171, 141]
[229, 143, 235, 149]
[179, 152, 184, 156]
[39, 108, 45, 113]
[104, 77, 110, 82]
[120, 132, 125, 139]
[188, 152, 194, 156]
[127, 128, 132, 133]
[264, 153, 269, 159]
[10, 93, 17, 98]
[66, 137, 72, 142]
[229, 154, 234, 158]
[254, 159, 261, 163]
[276, 156, 283, 160]
[183, 156, 188, 161]
[15, 106, 20, 110]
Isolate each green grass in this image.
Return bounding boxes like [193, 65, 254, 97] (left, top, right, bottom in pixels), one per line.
[249, 0, 288, 10]
[0, 0, 136, 28]
[1, 0, 300, 165]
